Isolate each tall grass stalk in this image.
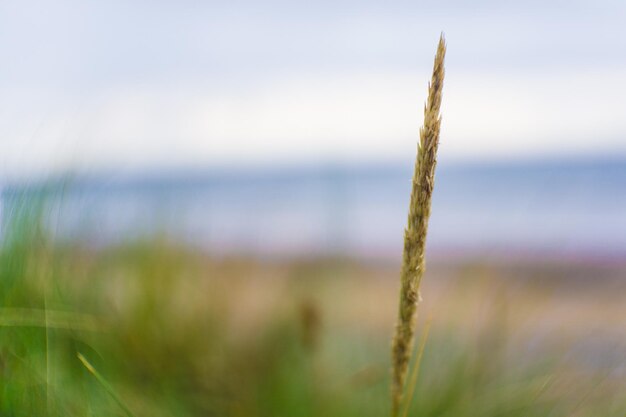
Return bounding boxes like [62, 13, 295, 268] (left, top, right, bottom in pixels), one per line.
[391, 34, 446, 417]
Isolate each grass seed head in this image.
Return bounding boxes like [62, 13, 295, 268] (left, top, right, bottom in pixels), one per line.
[391, 33, 446, 417]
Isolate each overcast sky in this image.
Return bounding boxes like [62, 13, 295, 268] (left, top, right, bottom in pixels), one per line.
[2, 0, 626, 178]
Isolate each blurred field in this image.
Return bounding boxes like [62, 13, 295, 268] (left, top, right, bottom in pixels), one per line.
[4, 1, 626, 415]
[1, 200, 625, 417]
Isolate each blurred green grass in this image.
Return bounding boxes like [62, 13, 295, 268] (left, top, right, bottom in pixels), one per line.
[0, 194, 625, 417]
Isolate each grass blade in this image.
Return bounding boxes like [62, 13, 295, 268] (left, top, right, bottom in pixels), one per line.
[77, 352, 135, 417]
[401, 318, 432, 417]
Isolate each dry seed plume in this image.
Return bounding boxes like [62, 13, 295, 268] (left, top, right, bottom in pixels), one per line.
[391, 34, 446, 417]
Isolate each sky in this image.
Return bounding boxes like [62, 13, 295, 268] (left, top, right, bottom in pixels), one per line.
[2, 0, 626, 178]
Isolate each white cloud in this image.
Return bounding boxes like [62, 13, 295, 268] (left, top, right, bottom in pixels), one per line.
[2, 0, 626, 178]
[2, 68, 626, 178]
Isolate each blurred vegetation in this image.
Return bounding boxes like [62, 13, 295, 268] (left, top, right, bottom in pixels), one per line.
[0, 192, 625, 417]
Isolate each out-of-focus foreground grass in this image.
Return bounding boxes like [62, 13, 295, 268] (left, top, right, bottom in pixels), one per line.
[1, 196, 625, 417]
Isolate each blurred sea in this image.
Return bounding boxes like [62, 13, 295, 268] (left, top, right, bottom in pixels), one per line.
[5, 157, 626, 260]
